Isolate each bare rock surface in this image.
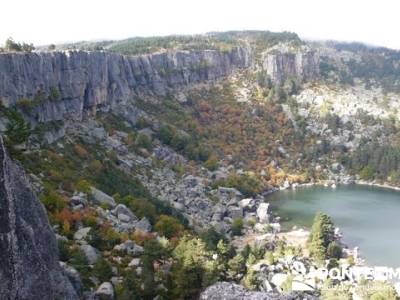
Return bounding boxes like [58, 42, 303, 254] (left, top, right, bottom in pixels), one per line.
[200, 282, 319, 300]
[0, 136, 78, 299]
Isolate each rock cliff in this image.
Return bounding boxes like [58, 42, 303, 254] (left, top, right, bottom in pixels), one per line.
[0, 47, 250, 122]
[0, 136, 78, 299]
[262, 45, 320, 84]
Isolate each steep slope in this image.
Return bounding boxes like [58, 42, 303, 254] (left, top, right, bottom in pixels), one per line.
[2, 31, 400, 299]
[0, 136, 78, 299]
[0, 47, 250, 122]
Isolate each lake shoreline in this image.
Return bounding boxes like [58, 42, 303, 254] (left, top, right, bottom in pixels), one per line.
[267, 181, 400, 268]
[273, 179, 400, 193]
[354, 180, 400, 191]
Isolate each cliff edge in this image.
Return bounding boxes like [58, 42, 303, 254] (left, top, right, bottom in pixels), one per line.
[0, 136, 78, 299]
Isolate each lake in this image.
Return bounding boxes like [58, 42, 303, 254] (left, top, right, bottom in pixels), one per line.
[268, 184, 400, 267]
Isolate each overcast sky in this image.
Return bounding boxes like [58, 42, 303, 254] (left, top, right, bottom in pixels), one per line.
[1, 0, 399, 49]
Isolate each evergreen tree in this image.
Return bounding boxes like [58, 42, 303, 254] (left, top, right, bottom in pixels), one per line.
[172, 236, 217, 298]
[141, 239, 169, 299]
[308, 212, 336, 264]
[5, 109, 31, 146]
[93, 258, 113, 282]
[200, 227, 226, 251]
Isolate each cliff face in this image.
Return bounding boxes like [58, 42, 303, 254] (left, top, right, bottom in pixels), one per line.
[262, 46, 320, 84]
[0, 136, 78, 299]
[0, 47, 250, 122]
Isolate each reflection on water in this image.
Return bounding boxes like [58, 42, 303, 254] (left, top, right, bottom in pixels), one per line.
[269, 184, 400, 267]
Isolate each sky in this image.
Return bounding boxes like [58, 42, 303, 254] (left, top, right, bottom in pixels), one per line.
[1, 0, 399, 49]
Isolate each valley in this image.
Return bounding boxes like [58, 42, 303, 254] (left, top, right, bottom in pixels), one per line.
[1, 31, 400, 299]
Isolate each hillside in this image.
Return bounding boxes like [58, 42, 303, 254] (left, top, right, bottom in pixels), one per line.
[1, 31, 400, 299]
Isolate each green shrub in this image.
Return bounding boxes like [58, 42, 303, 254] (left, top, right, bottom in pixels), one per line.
[172, 163, 185, 176]
[231, 218, 244, 236]
[119, 195, 157, 223]
[155, 215, 184, 239]
[264, 251, 275, 265]
[93, 258, 113, 282]
[94, 163, 149, 198]
[212, 173, 263, 197]
[69, 247, 93, 288]
[135, 133, 153, 151]
[16, 98, 35, 113]
[204, 156, 218, 171]
[320, 279, 352, 300]
[88, 226, 121, 251]
[40, 190, 66, 212]
[58, 239, 71, 262]
[356, 280, 397, 300]
[76, 179, 91, 193]
[48, 87, 61, 101]
[135, 117, 150, 129]
[200, 227, 226, 251]
[158, 125, 174, 145]
[170, 133, 190, 151]
[359, 165, 375, 180]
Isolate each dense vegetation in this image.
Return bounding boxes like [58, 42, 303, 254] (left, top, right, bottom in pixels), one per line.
[56, 30, 302, 56]
[320, 41, 400, 92]
[3, 30, 400, 299]
[341, 142, 400, 184]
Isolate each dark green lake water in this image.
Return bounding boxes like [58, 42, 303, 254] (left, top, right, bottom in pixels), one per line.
[268, 184, 400, 267]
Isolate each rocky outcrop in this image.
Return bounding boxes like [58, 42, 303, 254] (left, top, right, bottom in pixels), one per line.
[0, 136, 78, 299]
[200, 282, 319, 300]
[0, 47, 251, 123]
[95, 282, 114, 300]
[262, 45, 319, 84]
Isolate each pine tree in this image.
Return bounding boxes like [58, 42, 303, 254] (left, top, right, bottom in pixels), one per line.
[308, 212, 336, 265]
[5, 109, 30, 146]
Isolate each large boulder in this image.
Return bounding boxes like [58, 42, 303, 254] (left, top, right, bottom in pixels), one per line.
[111, 204, 138, 223]
[60, 262, 83, 296]
[90, 187, 117, 208]
[0, 136, 78, 299]
[74, 227, 91, 240]
[80, 244, 100, 264]
[135, 217, 152, 232]
[114, 240, 144, 257]
[257, 203, 270, 223]
[228, 206, 243, 219]
[128, 258, 141, 268]
[239, 198, 256, 212]
[95, 282, 114, 300]
[216, 187, 243, 203]
[271, 273, 289, 290]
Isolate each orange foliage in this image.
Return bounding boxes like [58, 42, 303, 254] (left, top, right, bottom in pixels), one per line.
[73, 144, 88, 158]
[57, 207, 83, 224]
[131, 230, 156, 246]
